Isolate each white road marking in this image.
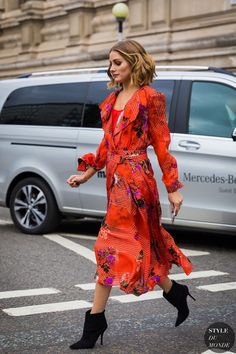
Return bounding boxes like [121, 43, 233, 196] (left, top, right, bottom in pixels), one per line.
[202, 351, 236, 354]
[109, 270, 229, 303]
[60, 233, 97, 241]
[111, 290, 163, 303]
[43, 234, 96, 263]
[179, 248, 210, 256]
[0, 218, 13, 225]
[46, 234, 210, 266]
[59, 235, 209, 256]
[197, 281, 236, 292]
[2, 300, 92, 316]
[75, 283, 106, 290]
[75, 270, 228, 291]
[0, 288, 60, 299]
[171, 270, 228, 280]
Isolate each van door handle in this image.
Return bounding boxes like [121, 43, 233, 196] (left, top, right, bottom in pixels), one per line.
[178, 140, 201, 150]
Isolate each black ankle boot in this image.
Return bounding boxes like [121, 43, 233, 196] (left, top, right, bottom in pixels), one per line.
[69, 309, 108, 350]
[162, 280, 196, 327]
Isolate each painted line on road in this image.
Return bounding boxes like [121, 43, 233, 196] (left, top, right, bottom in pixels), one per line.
[197, 281, 236, 292]
[60, 233, 97, 241]
[43, 234, 96, 263]
[170, 270, 228, 280]
[75, 270, 228, 291]
[59, 234, 210, 257]
[75, 283, 105, 290]
[2, 300, 92, 317]
[179, 248, 210, 256]
[109, 270, 229, 303]
[0, 218, 13, 225]
[0, 288, 60, 299]
[111, 290, 163, 303]
[202, 351, 236, 354]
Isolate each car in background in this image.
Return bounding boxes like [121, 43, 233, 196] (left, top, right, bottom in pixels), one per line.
[0, 66, 235, 235]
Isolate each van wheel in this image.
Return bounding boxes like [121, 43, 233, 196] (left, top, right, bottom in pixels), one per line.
[9, 177, 61, 234]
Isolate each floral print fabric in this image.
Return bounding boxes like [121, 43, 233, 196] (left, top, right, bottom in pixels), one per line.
[77, 85, 193, 296]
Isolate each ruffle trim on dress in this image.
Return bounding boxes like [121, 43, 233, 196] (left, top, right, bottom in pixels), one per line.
[166, 180, 184, 193]
[77, 153, 99, 172]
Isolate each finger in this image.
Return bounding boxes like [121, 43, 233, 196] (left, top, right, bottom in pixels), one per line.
[174, 206, 179, 216]
[170, 203, 175, 214]
[67, 177, 75, 183]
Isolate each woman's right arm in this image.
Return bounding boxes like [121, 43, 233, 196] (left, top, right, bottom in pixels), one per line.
[67, 132, 108, 187]
[67, 166, 97, 187]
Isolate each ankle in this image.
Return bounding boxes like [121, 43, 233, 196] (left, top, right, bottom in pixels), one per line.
[90, 308, 105, 314]
[164, 280, 173, 294]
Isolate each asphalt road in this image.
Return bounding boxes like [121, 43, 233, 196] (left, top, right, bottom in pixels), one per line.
[0, 207, 236, 354]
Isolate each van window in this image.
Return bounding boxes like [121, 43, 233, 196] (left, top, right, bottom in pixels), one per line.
[0, 82, 89, 127]
[83, 81, 110, 128]
[188, 82, 236, 138]
[82, 80, 174, 128]
[151, 80, 175, 121]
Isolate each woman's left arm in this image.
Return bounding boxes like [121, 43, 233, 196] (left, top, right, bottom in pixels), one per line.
[148, 92, 184, 215]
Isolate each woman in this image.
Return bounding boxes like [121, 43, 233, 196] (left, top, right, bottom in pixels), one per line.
[67, 40, 196, 350]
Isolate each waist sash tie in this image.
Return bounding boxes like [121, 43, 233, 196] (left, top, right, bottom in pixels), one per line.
[106, 150, 148, 194]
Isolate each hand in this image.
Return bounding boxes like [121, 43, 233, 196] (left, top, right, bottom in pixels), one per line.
[66, 174, 87, 188]
[168, 190, 183, 217]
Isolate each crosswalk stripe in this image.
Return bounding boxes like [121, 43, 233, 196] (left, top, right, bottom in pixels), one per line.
[197, 281, 236, 292]
[75, 270, 228, 290]
[75, 283, 104, 290]
[179, 248, 209, 256]
[2, 300, 92, 316]
[110, 290, 163, 303]
[108, 271, 228, 303]
[43, 234, 96, 263]
[0, 218, 13, 225]
[201, 351, 236, 354]
[171, 270, 228, 280]
[57, 235, 210, 257]
[0, 288, 60, 299]
[60, 233, 97, 241]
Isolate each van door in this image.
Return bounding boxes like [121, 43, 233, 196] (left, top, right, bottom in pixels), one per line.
[77, 80, 108, 216]
[171, 79, 236, 232]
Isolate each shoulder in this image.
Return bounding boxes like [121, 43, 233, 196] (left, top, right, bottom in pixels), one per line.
[142, 86, 165, 108]
[142, 85, 165, 101]
[99, 90, 117, 110]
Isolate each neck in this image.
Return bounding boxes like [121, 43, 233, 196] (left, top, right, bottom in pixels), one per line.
[122, 80, 139, 92]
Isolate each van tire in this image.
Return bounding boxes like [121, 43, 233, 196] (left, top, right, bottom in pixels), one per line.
[9, 177, 61, 235]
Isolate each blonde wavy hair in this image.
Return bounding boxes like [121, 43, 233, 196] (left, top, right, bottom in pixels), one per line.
[107, 40, 156, 88]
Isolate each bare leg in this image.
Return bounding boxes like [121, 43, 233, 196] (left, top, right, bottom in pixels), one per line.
[90, 282, 112, 314]
[158, 276, 173, 294]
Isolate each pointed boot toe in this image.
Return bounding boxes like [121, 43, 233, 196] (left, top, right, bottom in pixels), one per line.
[69, 309, 108, 350]
[163, 280, 196, 327]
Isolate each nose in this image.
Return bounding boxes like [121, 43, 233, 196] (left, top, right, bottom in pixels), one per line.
[110, 64, 116, 73]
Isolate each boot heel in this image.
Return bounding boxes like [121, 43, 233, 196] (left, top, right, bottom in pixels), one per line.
[100, 330, 105, 345]
[188, 291, 196, 301]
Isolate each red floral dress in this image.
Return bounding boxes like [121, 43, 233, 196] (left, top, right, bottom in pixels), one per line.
[77, 85, 194, 296]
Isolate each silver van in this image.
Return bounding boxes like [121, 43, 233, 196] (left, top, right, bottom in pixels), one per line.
[0, 66, 235, 235]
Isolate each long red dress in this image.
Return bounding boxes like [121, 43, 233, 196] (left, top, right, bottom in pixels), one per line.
[77, 85, 194, 296]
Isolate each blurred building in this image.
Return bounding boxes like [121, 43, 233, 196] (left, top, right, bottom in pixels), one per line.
[0, 0, 235, 79]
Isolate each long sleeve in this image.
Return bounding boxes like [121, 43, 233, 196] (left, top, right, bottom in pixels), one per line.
[148, 92, 184, 193]
[77, 133, 108, 172]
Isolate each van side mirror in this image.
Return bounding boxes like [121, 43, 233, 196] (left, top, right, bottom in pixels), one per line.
[232, 127, 236, 141]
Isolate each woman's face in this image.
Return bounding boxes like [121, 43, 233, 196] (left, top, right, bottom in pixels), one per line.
[109, 50, 131, 85]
